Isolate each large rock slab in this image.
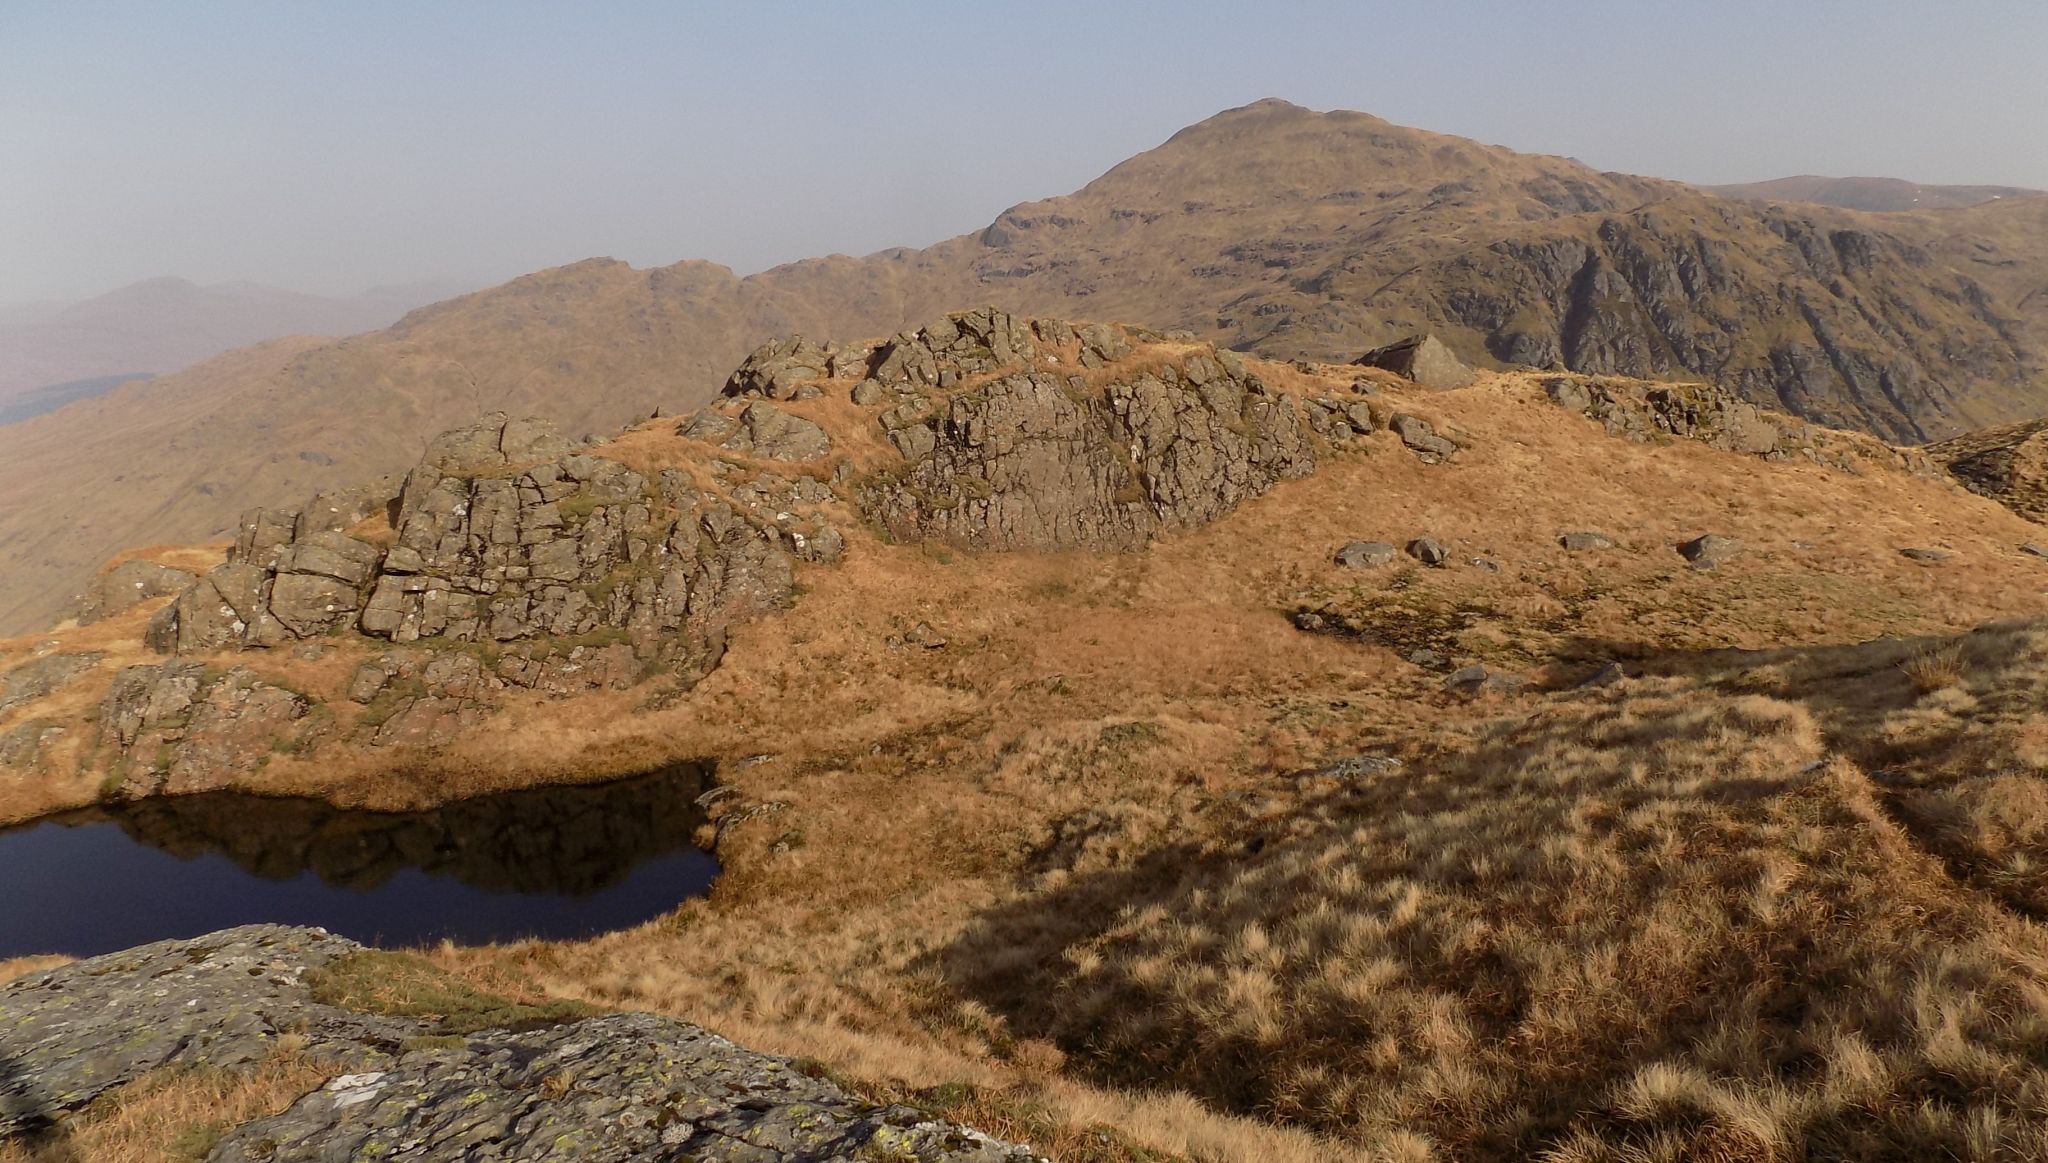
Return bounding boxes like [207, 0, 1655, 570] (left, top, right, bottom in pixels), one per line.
[0, 926, 408, 1139]
[0, 926, 1036, 1162]
[1355, 333, 1475, 389]
[1927, 417, 2048, 524]
[213, 1012, 1032, 1162]
[863, 350, 1314, 551]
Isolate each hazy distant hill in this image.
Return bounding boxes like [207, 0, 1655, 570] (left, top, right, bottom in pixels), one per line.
[1708, 174, 2044, 212]
[0, 276, 471, 401]
[4, 99, 2048, 633]
[0, 372, 156, 427]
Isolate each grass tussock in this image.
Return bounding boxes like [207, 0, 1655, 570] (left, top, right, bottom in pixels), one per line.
[1900, 641, 1968, 693]
[0, 956, 69, 988]
[305, 949, 597, 1035]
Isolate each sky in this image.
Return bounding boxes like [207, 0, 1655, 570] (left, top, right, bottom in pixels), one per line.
[3, 0, 2045, 304]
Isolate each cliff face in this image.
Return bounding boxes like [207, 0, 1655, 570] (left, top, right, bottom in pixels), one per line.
[1266, 197, 2035, 443]
[5, 100, 2047, 634]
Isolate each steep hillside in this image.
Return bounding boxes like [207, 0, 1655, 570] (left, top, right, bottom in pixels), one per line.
[5, 99, 2048, 634]
[0, 276, 466, 401]
[13, 317, 2048, 1159]
[1710, 174, 2044, 212]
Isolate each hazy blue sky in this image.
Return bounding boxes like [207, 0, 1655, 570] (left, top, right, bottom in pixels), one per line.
[3, 0, 2044, 303]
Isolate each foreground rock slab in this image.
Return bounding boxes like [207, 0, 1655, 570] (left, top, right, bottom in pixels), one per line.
[0, 926, 1038, 1162]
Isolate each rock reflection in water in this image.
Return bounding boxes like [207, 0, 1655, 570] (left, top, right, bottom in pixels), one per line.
[100, 764, 713, 895]
[0, 764, 719, 958]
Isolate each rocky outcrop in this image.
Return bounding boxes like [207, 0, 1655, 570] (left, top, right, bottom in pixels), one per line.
[1541, 374, 1941, 476]
[724, 334, 834, 400]
[1355, 334, 1476, 389]
[680, 400, 832, 461]
[65, 313, 1346, 792]
[96, 664, 316, 796]
[861, 319, 1315, 550]
[0, 720, 64, 771]
[75, 559, 195, 624]
[0, 652, 100, 716]
[144, 414, 821, 692]
[1926, 418, 2048, 524]
[0, 926, 1035, 1162]
[860, 308, 1043, 394]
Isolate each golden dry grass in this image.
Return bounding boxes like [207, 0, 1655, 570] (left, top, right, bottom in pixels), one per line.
[0, 1049, 329, 1163]
[15, 355, 2048, 1159]
[0, 956, 67, 987]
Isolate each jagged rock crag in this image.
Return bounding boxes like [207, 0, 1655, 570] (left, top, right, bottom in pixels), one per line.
[148, 413, 817, 672]
[1540, 374, 1940, 477]
[852, 312, 1318, 549]
[1925, 418, 2048, 524]
[97, 409, 845, 780]
[99, 663, 313, 796]
[0, 926, 1037, 1162]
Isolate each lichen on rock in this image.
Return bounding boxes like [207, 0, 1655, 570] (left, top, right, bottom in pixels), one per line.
[0, 926, 1040, 1162]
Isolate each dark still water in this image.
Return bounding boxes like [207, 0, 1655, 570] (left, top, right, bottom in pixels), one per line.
[0, 765, 720, 959]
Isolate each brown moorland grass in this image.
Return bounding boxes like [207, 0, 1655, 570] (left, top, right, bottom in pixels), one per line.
[14, 360, 2048, 1158]
[0, 1049, 329, 1163]
[0, 957, 67, 988]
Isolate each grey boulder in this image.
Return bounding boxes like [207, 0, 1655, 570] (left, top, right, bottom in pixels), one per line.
[1334, 540, 1399, 569]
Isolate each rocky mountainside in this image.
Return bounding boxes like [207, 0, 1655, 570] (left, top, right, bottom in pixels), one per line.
[0, 926, 1035, 1161]
[0, 308, 2021, 822]
[5, 100, 2048, 635]
[14, 319, 2048, 1159]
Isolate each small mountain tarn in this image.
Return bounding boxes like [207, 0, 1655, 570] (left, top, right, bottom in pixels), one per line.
[0, 764, 719, 959]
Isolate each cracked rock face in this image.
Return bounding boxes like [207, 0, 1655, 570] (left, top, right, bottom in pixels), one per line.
[0, 926, 409, 1140]
[97, 663, 318, 796]
[862, 344, 1315, 551]
[144, 414, 809, 676]
[0, 926, 1037, 1162]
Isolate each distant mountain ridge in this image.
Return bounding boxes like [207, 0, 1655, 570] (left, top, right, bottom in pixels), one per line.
[1707, 174, 2044, 212]
[4, 98, 2048, 634]
[0, 276, 471, 401]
